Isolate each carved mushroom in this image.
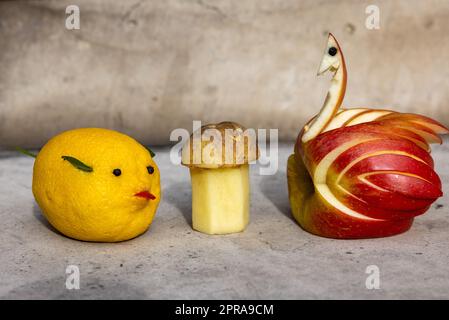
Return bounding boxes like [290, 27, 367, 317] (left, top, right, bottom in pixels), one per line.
[181, 122, 259, 234]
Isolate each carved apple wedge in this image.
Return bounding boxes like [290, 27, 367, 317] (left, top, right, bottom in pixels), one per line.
[302, 33, 347, 143]
[287, 33, 448, 239]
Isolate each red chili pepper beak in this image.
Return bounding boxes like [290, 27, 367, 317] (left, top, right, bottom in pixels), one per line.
[134, 191, 156, 200]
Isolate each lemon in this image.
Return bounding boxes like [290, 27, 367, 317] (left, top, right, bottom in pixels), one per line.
[32, 128, 161, 242]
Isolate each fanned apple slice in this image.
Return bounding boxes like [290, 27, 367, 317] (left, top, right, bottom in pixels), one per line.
[380, 113, 449, 134]
[323, 108, 368, 132]
[362, 171, 442, 199]
[379, 118, 442, 144]
[391, 133, 430, 152]
[413, 120, 449, 134]
[345, 109, 394, 126]
[302, 33, 347, 142]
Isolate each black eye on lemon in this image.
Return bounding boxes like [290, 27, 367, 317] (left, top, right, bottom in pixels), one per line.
[112, 167, 153, 176]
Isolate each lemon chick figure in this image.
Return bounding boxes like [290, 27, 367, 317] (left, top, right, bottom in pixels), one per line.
[32, 128, 161, 242]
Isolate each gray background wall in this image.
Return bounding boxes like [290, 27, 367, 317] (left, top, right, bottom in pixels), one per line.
[1, 0, 448, 147]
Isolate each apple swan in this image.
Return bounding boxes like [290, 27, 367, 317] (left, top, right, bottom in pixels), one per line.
[287, 33, 449, 239]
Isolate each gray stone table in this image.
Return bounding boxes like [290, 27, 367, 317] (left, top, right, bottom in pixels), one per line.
[0, 141, 448, 299]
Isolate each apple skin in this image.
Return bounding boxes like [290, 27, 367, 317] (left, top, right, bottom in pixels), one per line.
[287, 154, 415, 239]
[288, 34, 448, 238]
[288, 113, 447, 239]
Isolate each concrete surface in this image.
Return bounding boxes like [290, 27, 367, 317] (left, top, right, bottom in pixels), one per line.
[2, 0, 449, 147]
[0, 140, 449, 299]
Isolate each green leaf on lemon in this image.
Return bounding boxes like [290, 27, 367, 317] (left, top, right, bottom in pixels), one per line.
[15, 147, 37, 158]
[62, 156, 93, 172]
[146, 146, 156, 157]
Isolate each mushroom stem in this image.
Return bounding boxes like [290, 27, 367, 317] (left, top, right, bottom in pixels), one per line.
[190, 165, 249, 234]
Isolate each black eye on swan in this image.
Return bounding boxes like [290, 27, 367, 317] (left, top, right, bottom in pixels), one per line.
[328, 47, 338, 56]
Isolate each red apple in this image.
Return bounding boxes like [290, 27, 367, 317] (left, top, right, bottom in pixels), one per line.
[287, 34, 448, 239]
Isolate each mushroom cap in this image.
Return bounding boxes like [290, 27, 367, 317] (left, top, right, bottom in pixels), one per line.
[181, 121, 259, 169]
